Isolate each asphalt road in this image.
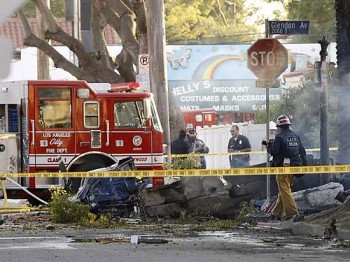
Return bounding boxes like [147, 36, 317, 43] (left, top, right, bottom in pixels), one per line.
[0, 227, 350, 262]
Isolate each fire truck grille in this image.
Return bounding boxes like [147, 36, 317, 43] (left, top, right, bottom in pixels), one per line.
[91, 130, 102, 148]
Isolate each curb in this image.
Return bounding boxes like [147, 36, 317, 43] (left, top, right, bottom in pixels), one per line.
[280, 221, 350, 240]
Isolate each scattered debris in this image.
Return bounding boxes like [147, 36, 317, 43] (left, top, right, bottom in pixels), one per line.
[324, 218, 337, 239]
[129, 235, 169, 245]
[45, 224, 55, 230]
[130, 235, 139, 244]
[74, 235, 169, 245]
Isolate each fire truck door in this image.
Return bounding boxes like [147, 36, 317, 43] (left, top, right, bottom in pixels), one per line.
[110, 101, 154, 167]
[31, 87, 75, 169]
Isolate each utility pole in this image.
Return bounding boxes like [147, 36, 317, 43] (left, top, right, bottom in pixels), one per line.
[265, 19, 271, 199]
[80, 0, 93, 54]
[37, 0, 50, 80]
[318, 35, 330, 185]
[147, 0, 171, 148]
[65, 0, 80, 65]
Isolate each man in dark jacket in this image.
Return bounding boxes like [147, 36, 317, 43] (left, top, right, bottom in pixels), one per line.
[170, 130, 191, 169]
[267, 115, 307, 222]
[187, 128, 209, 169]
[171, 129, 190, 155]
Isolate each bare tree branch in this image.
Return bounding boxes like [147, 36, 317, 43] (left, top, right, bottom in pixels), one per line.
[215, 0, 228, 27]
[131, 0, 148, 54]
[105, 0, 139, 65]
[17, 9, 94, 81]
[91, 0, 113, 69]
[17, 0, 183, 139]
[31, 0, 59, 31]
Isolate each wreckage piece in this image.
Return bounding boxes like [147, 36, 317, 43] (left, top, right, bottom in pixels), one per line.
[258, 182, 344, 216]
[71, 157, 147, 218]
[142, 176, 252, 218]
[294, 182, 344, 214]
[246, 183, 344, 222]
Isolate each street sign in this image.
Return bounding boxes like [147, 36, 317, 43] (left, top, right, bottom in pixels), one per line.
[247, 38, 288, 81]
[268, 21, 309, 35]
[138, 54, 149, 74]
[256, 79, 280, 88]
[138, 54, 150, 89]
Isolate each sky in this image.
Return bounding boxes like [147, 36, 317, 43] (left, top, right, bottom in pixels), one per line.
[243, 0, 288, 32]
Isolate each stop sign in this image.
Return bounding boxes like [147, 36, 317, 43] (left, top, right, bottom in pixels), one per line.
[247, 38, 288, 80]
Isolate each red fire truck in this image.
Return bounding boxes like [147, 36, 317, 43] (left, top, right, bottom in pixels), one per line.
[182, 108, 216, 129]
[0, 80, 164, 200]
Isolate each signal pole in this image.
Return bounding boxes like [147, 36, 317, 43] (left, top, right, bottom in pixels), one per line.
[318, 35, 330, 185]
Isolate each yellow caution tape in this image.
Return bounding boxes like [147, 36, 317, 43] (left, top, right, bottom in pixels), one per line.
[0, 207, 49, 214]
[0, 148, 341, 179]
[167, 147, 338, 158]
[0, 164, 349, 178]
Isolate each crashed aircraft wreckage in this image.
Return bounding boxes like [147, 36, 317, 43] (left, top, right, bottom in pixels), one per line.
[69, 157, 349, 219]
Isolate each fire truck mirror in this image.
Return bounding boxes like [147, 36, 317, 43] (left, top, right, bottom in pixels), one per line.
[144, 118, 151, 128]
[143, 99, 151, 120]
[0, 144, 5, 152]
[21, 98, 27, 116]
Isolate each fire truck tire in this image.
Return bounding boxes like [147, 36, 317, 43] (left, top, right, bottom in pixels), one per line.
[65, 162, 107, 193]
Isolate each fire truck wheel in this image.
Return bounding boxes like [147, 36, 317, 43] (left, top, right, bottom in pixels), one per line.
[65, 162, 107, 193]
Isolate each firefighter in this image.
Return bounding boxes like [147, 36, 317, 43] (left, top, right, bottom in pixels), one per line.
[227, 125, 252, 168]
[187, 128, 209, 169]
[266, 115, 307, 222]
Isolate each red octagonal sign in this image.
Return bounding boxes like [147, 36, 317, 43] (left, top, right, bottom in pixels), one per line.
[247, 38, 288, 80]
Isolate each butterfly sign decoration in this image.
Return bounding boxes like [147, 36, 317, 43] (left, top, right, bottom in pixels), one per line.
[166, 49, 192, 69]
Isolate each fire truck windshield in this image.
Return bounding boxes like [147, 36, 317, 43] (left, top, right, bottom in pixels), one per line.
[114, 101, 144, 128]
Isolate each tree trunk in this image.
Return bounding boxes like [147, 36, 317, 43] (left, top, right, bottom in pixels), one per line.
[147, 0, 185, 145]
[335, 0, 350, 164]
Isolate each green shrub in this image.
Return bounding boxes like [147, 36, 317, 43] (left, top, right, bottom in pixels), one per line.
[167, 155, 201, 169]
[49, 187, 90, 223]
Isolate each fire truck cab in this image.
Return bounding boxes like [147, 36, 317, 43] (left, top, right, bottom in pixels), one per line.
[0, 80, 164, 199]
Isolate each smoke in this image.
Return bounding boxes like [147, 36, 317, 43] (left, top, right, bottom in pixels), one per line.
[336, 82, 350, 164]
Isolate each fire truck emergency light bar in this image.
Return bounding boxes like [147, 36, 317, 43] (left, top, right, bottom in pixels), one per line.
[109, 82, 142, 93]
